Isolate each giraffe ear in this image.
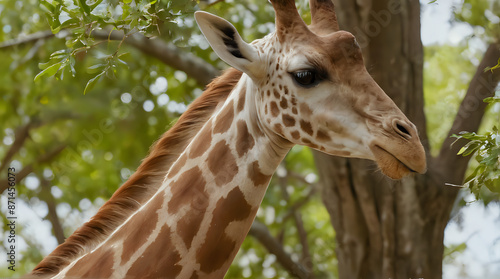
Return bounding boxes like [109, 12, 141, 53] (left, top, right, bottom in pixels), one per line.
[195, 11, 262, 78]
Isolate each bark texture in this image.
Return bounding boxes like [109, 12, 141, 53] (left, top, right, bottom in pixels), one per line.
[314, 1, 500, 278]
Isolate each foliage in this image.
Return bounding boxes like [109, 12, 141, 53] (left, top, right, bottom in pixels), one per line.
[36, 0, 197, 92]
[423, 44, 479, 156]
[453, 97, 500, 202]
[453, 0, 500, 40]
[453, 0, 500, 72]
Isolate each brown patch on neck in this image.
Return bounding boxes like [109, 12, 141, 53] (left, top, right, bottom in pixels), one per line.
[189, 121, 213, 159]
[125, 224, 182, 278]
[236, 120, 255, 157]
[248, 161, 272, 187]
[120, 193, 164, 263]
[30, 68, 243, 276]
[213, 100, 234, 134]
[168, 167, 208, 214]
[236, 89, 246, 112]
[206, 140, 239, 186]
[167, 166, 209, 249]
[196, 187, 252, 273]
[167, 153, 188, 179]
[65, 249, 115, 278]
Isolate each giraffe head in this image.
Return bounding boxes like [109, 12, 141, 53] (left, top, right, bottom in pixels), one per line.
[195, 0, 426, 179]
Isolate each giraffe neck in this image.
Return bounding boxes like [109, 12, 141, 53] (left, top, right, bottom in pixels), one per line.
[55, 74, 292, 279]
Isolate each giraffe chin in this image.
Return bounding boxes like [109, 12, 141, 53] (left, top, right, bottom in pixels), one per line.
[370, 145, 416, 180]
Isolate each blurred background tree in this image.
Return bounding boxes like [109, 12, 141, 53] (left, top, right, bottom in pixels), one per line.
[0, 0, 499, 278]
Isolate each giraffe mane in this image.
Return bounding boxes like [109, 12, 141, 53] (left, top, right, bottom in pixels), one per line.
[30, 68, 243, 276]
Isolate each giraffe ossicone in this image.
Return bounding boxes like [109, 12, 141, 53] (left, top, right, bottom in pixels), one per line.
[30, 0, 426, 278]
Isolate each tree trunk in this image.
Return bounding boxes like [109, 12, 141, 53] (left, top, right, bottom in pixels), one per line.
[314, 1, 500, 278]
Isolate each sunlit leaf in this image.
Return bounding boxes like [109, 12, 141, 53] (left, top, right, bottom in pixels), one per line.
[84, 71, 105, 95]
[34, 62, 62, 82]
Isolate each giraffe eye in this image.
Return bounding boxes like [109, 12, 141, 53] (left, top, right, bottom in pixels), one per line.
[291, 70, 319, 87]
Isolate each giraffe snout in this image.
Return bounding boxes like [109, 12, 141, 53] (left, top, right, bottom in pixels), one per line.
[369, 117, 427, 179]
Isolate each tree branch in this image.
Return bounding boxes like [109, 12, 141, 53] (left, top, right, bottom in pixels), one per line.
[2, 28, 221, 86]
[281, 188, 315, 222]
[39, 175, 66, 244]
[437, 42, 500, 184]
[0, 145, 66, 194]
[249, 221, 311, 279]
[0, 119, 43, 173]
[0, 30, 56, 49]
[91, 30, 221, 86]
[277, 169, 314, 277]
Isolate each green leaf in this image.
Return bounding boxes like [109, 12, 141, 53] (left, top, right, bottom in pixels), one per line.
[60, 18, 81, 29]
[484, 177, 500, 194]
[484, 96, 500, 104]
[38, 61, 52, 70]
[84, 72, 105, 95]
[87, 63, 107, 74]
[50, 49, 69, 59]
[65, 37, 80, 48]
[34, 62, 62, 82]
[69, 56, 76, 77]
[40, 1, 56, 14]
[78, 0, 91, 14]
[484, 57, 500, 72]
[457, 140, 481, 156]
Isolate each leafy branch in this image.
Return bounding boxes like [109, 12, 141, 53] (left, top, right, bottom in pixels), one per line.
[453, 97, 500, 197]
[36, 0, 197, 93]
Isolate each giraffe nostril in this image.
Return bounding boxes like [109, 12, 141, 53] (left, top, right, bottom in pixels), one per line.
[393, 120, 413, 139]
[396, 123, 410, 136]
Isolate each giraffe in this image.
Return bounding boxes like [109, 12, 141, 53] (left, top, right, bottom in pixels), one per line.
[29, 0, 426, 278]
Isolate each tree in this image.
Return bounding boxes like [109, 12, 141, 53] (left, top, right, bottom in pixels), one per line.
[312, 0, 500, 278]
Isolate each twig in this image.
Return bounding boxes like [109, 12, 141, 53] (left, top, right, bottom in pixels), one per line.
[39, 175, 66, 244]
[444, 183, 465, 188]
[91, 29, 220, 86]
[0, 145, 66, 194]
[249, 221, 311, 279]
[0, 30, 55, 49]
[0, 119, 43, 173]
[281, 188, 316, 222]
[277, 163, 314, 277]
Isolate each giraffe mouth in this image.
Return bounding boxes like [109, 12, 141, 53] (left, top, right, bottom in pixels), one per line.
[370, 145, 418, 179]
